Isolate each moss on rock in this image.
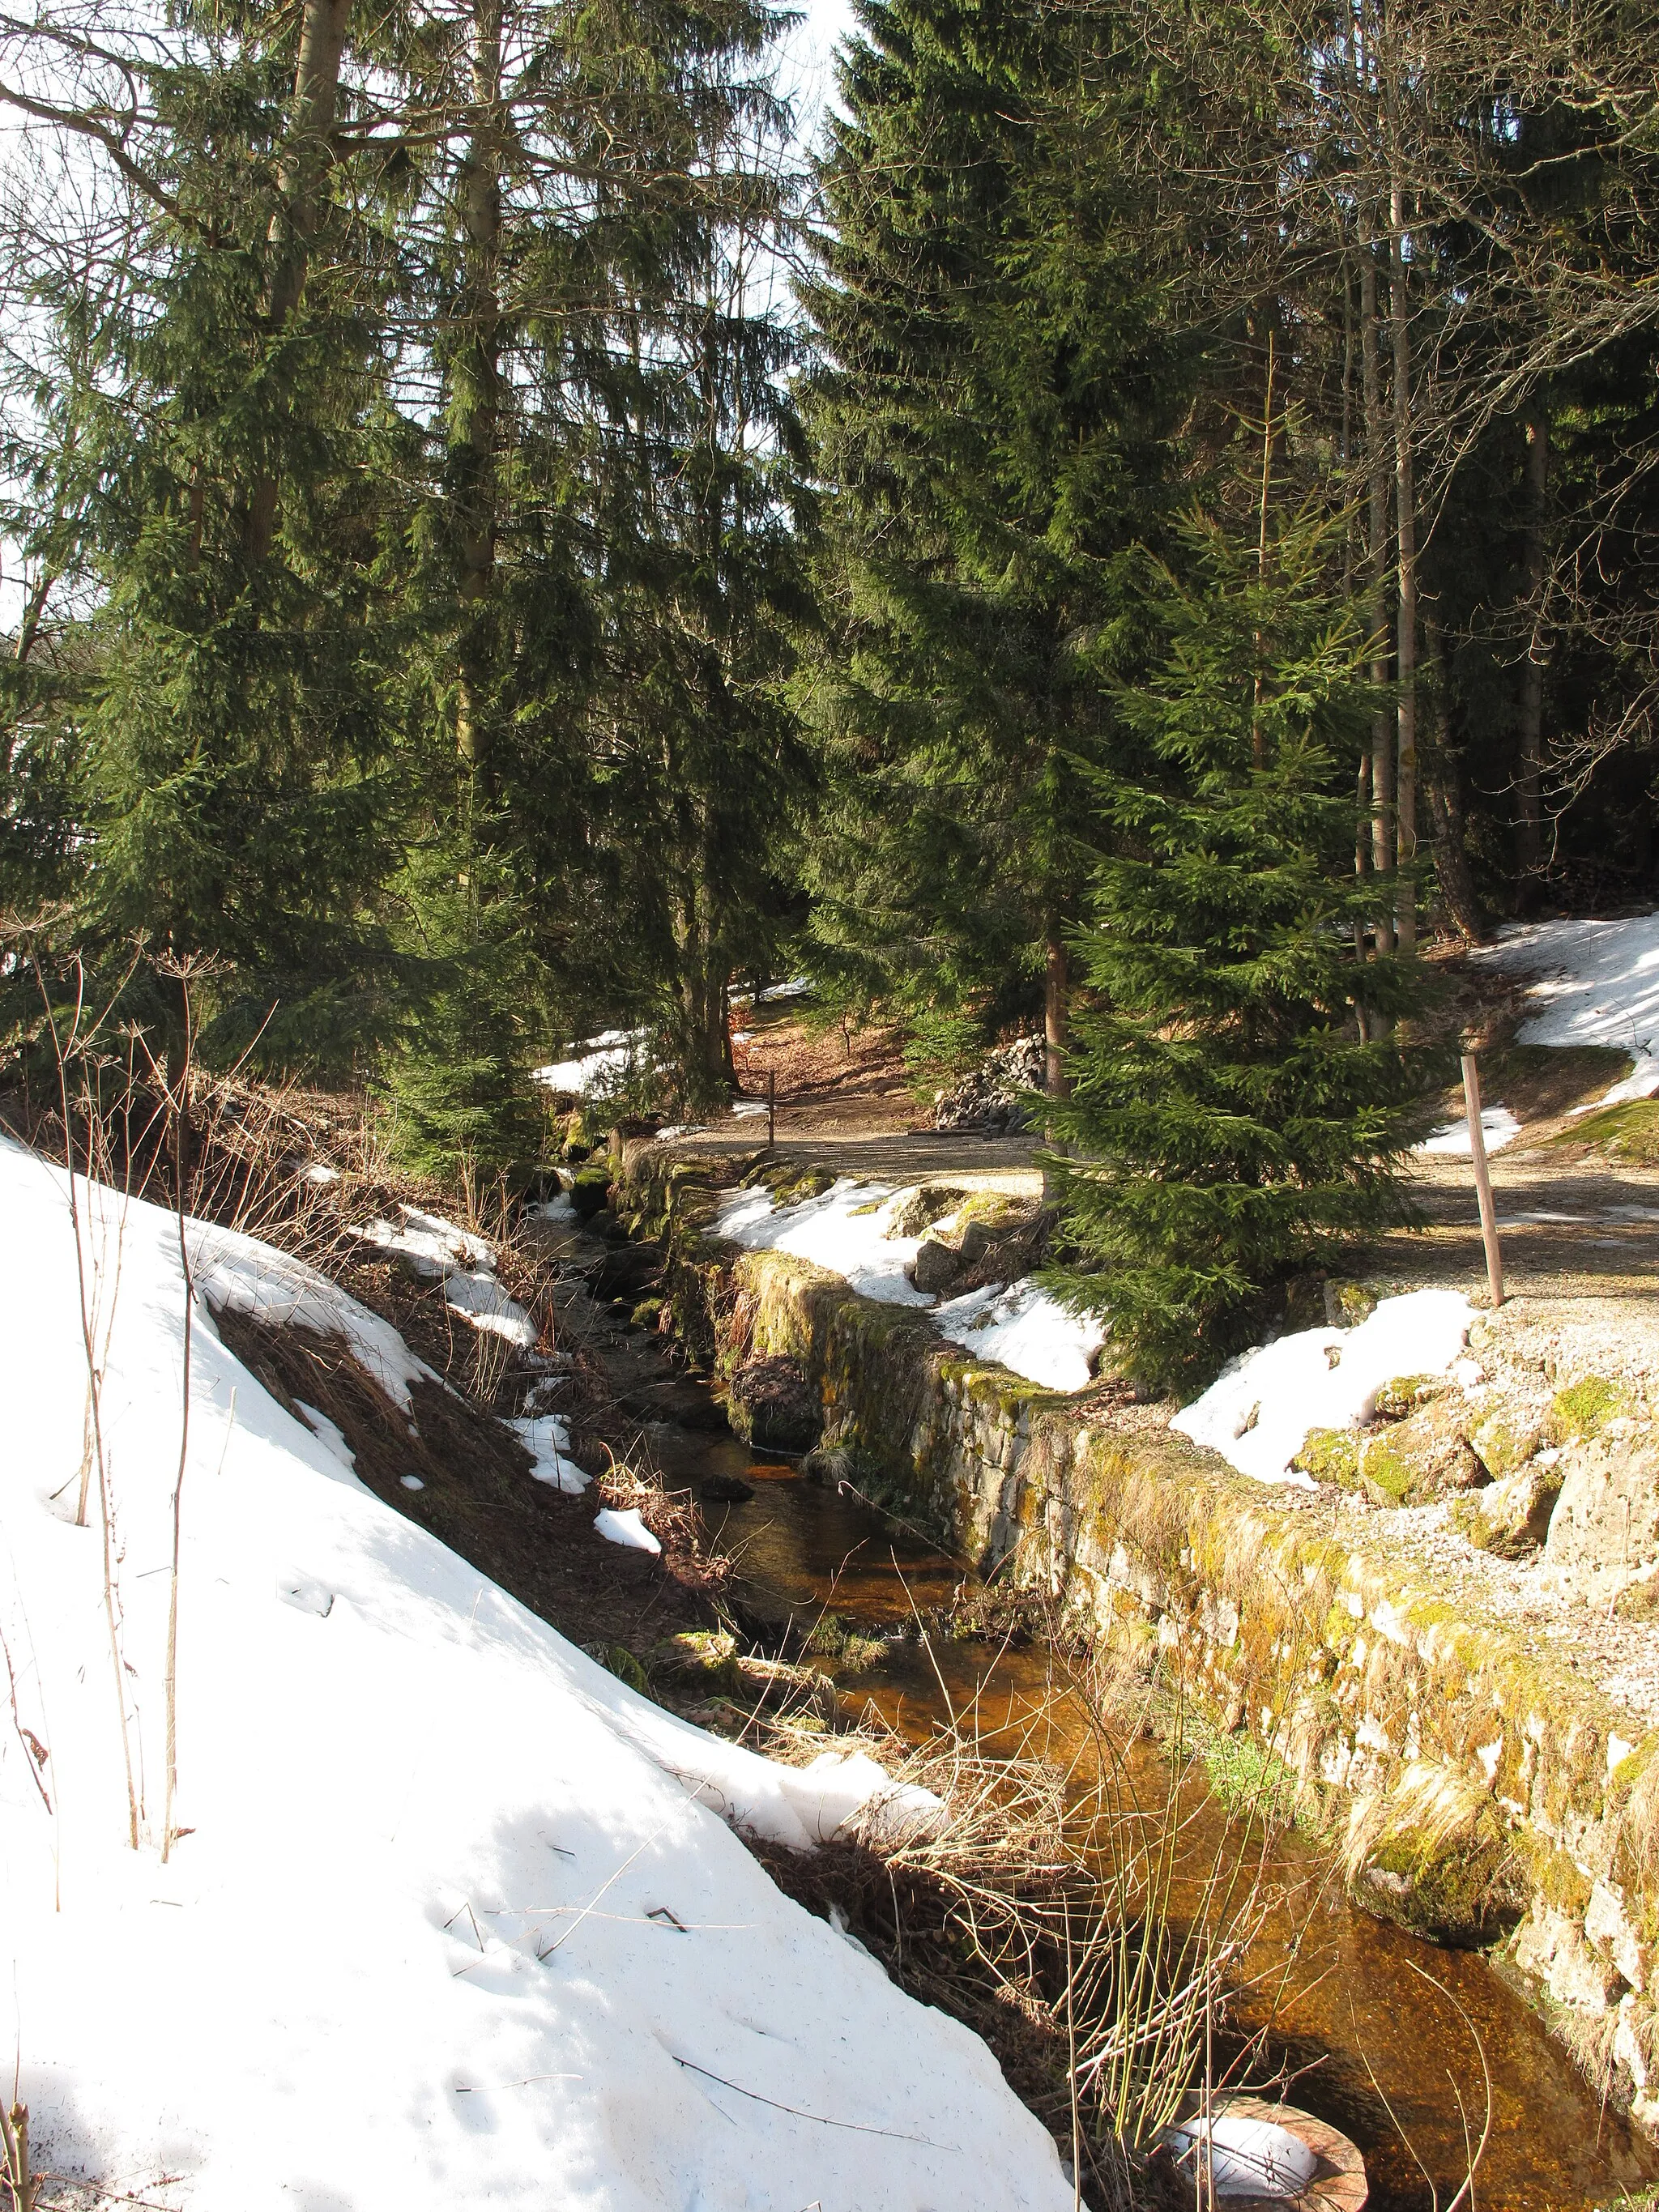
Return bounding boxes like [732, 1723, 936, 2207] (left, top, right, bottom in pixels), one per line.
[1550, 1375, 1627, 1442]
[1294, 1428, 1361, 1485]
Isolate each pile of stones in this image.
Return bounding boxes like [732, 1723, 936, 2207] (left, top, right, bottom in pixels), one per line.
[932, 1035, 1047, 1133]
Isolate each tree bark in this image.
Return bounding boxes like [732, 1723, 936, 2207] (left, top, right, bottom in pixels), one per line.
[1044, 929, 1068, 1100]
[244, 0, 353, 562]
[1359, 236, 1395, 956]
[454, 0, 504, 779]
[1516, 400, 1550, 907]
[1385, 117, 1418, 951]
[1425, 623, 1487, 944]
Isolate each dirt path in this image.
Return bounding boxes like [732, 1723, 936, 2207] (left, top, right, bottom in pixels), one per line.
[1375, 1150, 1659, 1304]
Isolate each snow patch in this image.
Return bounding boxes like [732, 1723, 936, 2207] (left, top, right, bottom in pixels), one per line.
[1473, 910, 1659, 1102]
[0, 1134, 1069, 2212]
[1172, 1289, 1475, 1485]
[1416, 1106, 1522, 1155]
[510, 1412, 588, 1494]
[933, 1280, 1106, 1395]
[594, 1504, 662, 1554]
[293, 1400, 355, 1473]
[193, 1217, 435, 1413]
[356, 1205, 536, 1348]
[715, 1178, 936, 1306]
[714, 1178, 1109, 1393]
[533, 1027, 648, 1097]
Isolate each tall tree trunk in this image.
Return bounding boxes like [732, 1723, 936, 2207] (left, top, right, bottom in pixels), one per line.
[1359, 237, 1395, 957]
[454, 0, 504, 781]
[1385, 121, 1418, 952]
[1425, 623, 1486, 944]
[1044, 927, 1068, 1101]
[1516, 400, 1550, 908]
[244, 0, 353, 562]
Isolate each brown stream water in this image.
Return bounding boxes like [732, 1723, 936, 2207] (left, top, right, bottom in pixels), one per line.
[672, 1425, 1658, 2212]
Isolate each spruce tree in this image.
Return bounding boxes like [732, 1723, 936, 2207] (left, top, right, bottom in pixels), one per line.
[0, 1, 404, 1075]
[798, 0, 1190, 1089]
[1048, 503, 1441, 1392]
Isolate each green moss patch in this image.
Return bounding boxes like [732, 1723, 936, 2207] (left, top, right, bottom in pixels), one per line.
[1373, 1374, 1451, 1421]
[1546, 1097, 1659, 1165]
[1294, 1427, 1360, 1485]
[1550, 1375, 1626, 1441]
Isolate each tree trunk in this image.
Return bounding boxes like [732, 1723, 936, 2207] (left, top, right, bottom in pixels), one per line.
[1386, 154, 1418, 951]
[1425, 624, 1487, 944]
[244, 0, 353, 562]
[1359, 237, 1395, 957]
[454, 0, 504, 780]
[1516, 400, 1550, 908]
[1044, 928, 1068, 1100]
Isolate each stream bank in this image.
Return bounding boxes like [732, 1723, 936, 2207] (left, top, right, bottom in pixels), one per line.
[609, 1132, 1659, 2181]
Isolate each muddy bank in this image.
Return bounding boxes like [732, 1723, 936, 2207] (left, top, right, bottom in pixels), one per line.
[616, 1134, 1659, 2150]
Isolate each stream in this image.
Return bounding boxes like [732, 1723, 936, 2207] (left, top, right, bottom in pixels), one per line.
[561, 1220, 1659, 2210]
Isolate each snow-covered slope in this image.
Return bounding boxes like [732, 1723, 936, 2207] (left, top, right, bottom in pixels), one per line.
[1474, 909, 1659, 1102]
[0, 1138, 1071, 2212]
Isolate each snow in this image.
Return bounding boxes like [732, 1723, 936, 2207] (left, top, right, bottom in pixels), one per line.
[193, 1217, 435, 1414]
[715, 1178, 936, 1306]
[356, 1205, 537, 1348]
[1168, 2113, 1317, 2198]
[533, 1029, 649, 1097]
[510, 1411, 589, 1494]
[933, 1281, 1106, 1394]
[594, 1506, 662, 1554]
[714, 1179, 1108, 1392]
[399, 1473, 425, 1491]
[294, 1400, 355, 1473]
[1171, 1289, 1475, 1486]
[299, 1161, 340, 1187]
[1417, 1105, 1523, 1155]
[1473, 910, 1659, 1102]
[0, 1135, 1072, 2212]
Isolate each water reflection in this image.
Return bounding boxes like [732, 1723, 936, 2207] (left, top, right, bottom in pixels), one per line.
[701, 1451, 1657, 2212]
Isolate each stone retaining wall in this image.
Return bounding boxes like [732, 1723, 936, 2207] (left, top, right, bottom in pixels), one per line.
[617, 1139, 1659, 2134]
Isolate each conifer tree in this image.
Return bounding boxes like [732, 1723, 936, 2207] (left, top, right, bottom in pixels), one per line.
[799, 0, 1189, 1089]
[0, 0, 404, 1072]
[1048, 503, 1440, 1392]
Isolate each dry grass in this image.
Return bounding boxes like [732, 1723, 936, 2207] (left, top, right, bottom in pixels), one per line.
[744, 1627, 1307, 2211]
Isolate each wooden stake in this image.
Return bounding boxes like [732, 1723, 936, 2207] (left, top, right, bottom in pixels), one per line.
[1461, 1053, 1504, 1309]
[767, 1067, 776, 1149]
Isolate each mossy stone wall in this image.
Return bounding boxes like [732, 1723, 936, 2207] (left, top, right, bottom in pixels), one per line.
[618, 1140, 1659, 2135]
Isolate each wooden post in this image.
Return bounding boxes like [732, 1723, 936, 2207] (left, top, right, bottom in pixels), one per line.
[1461, 1052, 1504, 1308]
[767, 1067, 776, 1149]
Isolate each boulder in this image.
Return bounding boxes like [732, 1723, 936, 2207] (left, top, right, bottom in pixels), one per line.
[1453, 1454, 1564, 1557]
[1372, 1373, 1454, 1421]
[1544, 1424, 1659, 1605]
[586, 1240, 662, 1302]
[570, 1166, 612, 1219]
[910, 1238, 966, 1297]
[621, 1377, 730, 1432]
[1470, 1409, 1547, 1479]
[1297, 1393, 1486, 1505]
[699, 1472, 755, 1504]
[876, 1184, 967, 1239]
[727, 1355, 822, 1452]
